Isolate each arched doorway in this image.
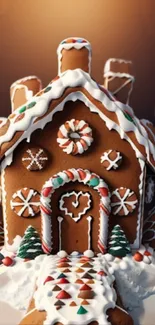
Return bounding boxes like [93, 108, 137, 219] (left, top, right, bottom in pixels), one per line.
[40, 168, 110, 254]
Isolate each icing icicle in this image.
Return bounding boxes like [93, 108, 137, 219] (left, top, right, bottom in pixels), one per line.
[57, 216, 63, 251]
[87, 216, 92, 250]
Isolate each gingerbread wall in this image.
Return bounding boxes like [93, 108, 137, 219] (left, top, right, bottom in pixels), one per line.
[3, 99, 141, 253]
[1, 0, 155, 122]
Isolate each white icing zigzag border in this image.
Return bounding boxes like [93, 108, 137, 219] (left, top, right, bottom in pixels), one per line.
[59, 191, 91, 222]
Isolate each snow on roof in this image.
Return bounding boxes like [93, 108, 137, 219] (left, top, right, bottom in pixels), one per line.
[0, 69, 155, 171]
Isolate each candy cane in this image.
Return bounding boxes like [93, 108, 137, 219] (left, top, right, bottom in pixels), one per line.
[40, 168, 111, 254]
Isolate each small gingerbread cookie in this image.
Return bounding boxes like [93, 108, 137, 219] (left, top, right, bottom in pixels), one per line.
[111, 187, 138, 216]
[22, 147, 48, 171]
[101, 149, 122, 170]
[10, 188, 40, 217]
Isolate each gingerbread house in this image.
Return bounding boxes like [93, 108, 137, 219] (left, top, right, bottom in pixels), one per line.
[0, 37, 155, 254]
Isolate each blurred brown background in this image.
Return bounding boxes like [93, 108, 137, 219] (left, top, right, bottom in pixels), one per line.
[0, 0, 155, 122]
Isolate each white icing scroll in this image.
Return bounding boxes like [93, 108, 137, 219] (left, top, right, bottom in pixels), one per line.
[57, 216, 63, 251]
[87, 216, 92, 250]
[59, 191, 91, 222]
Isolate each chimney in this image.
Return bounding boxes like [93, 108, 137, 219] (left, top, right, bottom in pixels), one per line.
[10, 76, 42, 112]
[103, 58, 135, 105]
[57, 37, 92, 75]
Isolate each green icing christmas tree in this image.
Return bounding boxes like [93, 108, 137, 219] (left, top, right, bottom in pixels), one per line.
[17, 225, 44, 259]
[108, 224, 131, 257]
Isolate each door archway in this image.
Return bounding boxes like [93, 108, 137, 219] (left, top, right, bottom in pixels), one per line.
[40, 168, 110, 254]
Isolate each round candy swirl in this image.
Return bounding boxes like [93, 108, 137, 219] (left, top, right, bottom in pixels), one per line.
[57, 119, 93, 155]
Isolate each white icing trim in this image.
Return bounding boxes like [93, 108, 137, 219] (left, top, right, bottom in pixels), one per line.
[1, 169, 8, 247]
[59, 191, 91, 222]
[101, 150, 122, 171]
[131, 159, 146, 249]
[87, 216, 92, 250]
[104, 58, 133, 75]
[10, 76, 42, 112]
[1, 69, 154, 171]
[10, 75, 42, 89]
[57, 37, 92, 75]
[57, 216, 63, 251]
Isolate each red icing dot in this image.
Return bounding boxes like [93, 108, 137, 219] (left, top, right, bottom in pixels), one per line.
[144, 250, 152, 256]
[133, 252, 143, 262]
[2, 256, 14, 267]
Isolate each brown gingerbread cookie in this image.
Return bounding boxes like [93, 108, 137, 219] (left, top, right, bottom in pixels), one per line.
[10, 188, 40, 217]
[101, 149, 122, 170]
[111, 187, 138, 216]
[22, 147, 48, 171]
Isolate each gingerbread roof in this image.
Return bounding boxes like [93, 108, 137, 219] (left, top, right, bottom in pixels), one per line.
[0, 68, 155, 171]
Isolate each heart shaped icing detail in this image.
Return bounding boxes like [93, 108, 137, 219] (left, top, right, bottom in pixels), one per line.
[59, 191, 91, 222]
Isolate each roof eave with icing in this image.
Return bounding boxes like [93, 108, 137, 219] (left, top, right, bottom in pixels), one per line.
[0, 69, 154, 171]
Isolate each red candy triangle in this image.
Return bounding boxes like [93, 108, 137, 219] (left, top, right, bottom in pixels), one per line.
[80, 284, 92, 291]
[57, 278, 69, 284]
[43, 276, 54, 285]
[56, 290, 71, 299]
[75, 279, 84, 284]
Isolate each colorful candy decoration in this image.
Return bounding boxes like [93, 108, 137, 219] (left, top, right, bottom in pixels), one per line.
[111, 187, 138, 216]
[22, 147, 48, 171]
[40, 168, 110, 254]
[2, 256, 14, 267]
[10, 188, 40, 217]
[57, 119, 93, 155]
[59, 191, 91, 222]
[43, 276, 54, 285]
[101, 149, 122, 171]
[56, 290, 71, 299]
[77, 306, 88, 315]
[57, 37, 92, 75]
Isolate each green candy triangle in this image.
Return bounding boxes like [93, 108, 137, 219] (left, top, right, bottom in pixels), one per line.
[57, 273, 67, 279]
[77, 306, 88, 315]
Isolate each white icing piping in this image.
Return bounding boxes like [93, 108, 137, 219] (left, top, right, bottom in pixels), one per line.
[87, 216, 92, 250]
[104, 58, 133, 75]
[0, 69, 154, 170]
[1, 169, 8, 247]
[10, 76, 42, 112]
[57, 216, 63, 251]
[57, 37, 92, 75]
[10, 75, 42, 89]
[59, 191, 91, 222]
[140, 119, 155, 143]
[131, 159, 146, 249]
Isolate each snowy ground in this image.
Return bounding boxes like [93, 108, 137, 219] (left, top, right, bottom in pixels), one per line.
[0, 252, 155, 325]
